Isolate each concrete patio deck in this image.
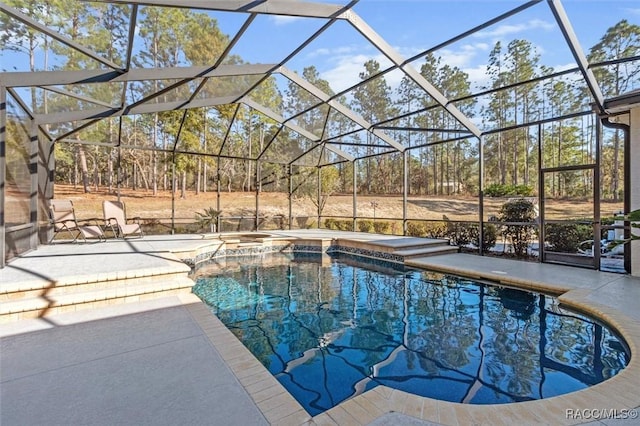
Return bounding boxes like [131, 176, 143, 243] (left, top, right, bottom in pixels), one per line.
[1, 231, 640, 425]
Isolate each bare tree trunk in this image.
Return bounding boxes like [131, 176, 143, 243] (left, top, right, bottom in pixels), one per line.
[152, 151, 158, 196]
[74, 150, 79, 189]
[181, 171, 187, 199]
[196, 158, 201, 195]
[108, 149, 114, 192]
[77, 143, 91, 193]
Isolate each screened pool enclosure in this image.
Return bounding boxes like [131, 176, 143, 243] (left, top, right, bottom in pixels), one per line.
[1, 0, 638, 272]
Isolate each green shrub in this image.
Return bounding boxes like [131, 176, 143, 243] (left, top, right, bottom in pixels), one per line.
[468, 222, 498, 252]
[443, 216, 474, 246]
[485, 183, 509, 197]
[406, 221, 427, 237]
[424, 221, 448, 238]
[545, 223, 592, 253]
[339, 219, 353, 231]
[498, 198, 537, 257]
[324, 218, 337, 230]
[373, 221, 390, 234]
[358, 220, 374, 232]
[479, 222, 498, 252]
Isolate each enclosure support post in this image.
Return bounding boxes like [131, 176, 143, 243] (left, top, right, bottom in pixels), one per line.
[537, 124, 545, 263]
[0, 86, 6, 267]
[255, 160, 260, 231]
[402, 150, 408, 236]
[171, 156, 175, 235]
[30, 117, 38, 250]
[216, 158, 221, 232]
[40, 133, 55, 244]
[352, 160, 357, 231]
[478, 136, 484, 255]
[317, 166, 321, 229]
[288, 165, 293, 230]
[594, 119, 602, 269]
[116, 145, 122, 202]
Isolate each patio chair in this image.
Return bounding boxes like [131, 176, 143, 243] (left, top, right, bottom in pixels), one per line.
[48, 199, 106, 243]
[103, 200, 144, 239]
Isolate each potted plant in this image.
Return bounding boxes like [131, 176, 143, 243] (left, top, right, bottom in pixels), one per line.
[195, 207, 221, 233]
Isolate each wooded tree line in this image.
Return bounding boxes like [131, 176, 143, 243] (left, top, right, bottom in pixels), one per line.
[2, 2, 638, 202]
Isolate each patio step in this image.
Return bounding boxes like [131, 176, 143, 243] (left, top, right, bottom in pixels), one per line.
[0, 264, 195, 323]
[0, 276, 194, 323]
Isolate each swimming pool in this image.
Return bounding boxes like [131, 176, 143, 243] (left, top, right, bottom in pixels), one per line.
[193, 253, 629, 416]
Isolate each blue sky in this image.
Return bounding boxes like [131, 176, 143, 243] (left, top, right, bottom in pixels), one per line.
[2, 0, 638, 98]
[226, 0, 640, 93]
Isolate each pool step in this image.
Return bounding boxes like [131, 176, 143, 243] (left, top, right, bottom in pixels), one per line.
[394, 244, 460, 258]
[339, 237, 456, 258]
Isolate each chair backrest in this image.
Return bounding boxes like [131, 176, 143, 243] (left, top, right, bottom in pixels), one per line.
[49, 199, 77, 229]
[103, 200, 127, 225]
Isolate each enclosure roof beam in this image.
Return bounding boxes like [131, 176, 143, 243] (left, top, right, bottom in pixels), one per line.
[218, 104, 241, 156]
[228, 2, 356, 106]
[242, 98, 319, 142]
[547, 0, 605, 113]
[344, 10, 481, 139]
[0, 3, 123, 72]
[289, 143, 322, 166]
[119, 4, 139, 107]
[376, 126, 472, 134]
[323, 143, 354, 163]
[34, 95, 241, 125]
[0, 64, 275, 88]
[6, 88, 35, 119]
[242, 98, 354, 162]
[40, 86, 120, 109]
[94, 0, 348, 19]
[278, 66, 405, 152]
[6, 87, 56, 141]
[52, 119, 102, 142]
[59, 139, 118, 148]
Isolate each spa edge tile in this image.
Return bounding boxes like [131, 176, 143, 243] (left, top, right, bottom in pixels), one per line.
[269, 409, 311, 426]
[325, 405, 364, 426]
[420, 398, 440, 423]
[435, 400, 461, 426]
[398, 392, 425, 419]
[261, 398, 306, 423]
[338, 399, 379, 425]
[244, 375, 279, 395]
[350, 394, 386, 419]
[357, 390, 391, 416]
[309, 412, 339, 426]
[250, 385, 287, 404]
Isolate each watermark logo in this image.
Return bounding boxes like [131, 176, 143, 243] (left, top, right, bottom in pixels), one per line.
[566, 408, 639, 420]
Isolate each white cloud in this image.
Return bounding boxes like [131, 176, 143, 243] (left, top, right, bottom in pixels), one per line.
[438, 42, 490, 68]
[624, 8, 640, 16]
[269, 15, 303, 26]
[473, 19, 555, 39]
[321, 52, 392, 93]
[463, 65, 491, 91]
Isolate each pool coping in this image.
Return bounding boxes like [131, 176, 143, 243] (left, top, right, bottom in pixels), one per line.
[183, 236, 640, 426]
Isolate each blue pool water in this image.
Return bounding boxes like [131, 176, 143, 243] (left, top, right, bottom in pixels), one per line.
[193, 253, 629, 416]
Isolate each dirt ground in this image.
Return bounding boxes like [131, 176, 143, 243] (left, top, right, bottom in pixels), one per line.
[53, 184, 622, 225]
